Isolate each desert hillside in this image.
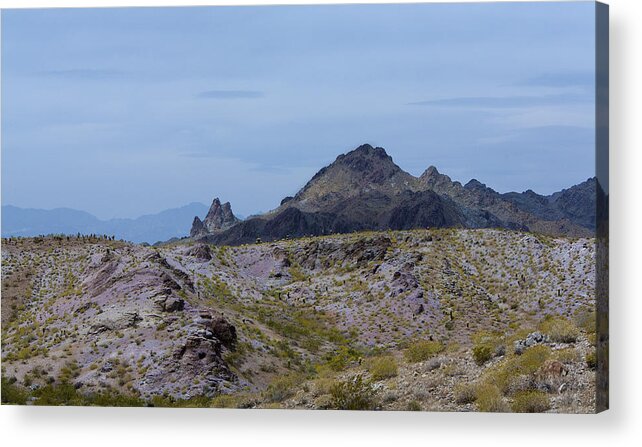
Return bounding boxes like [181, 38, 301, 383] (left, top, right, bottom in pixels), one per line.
[1, 229, 597, 412]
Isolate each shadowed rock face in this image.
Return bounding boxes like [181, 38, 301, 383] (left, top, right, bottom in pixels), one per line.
[192, 144, 596, 245]
[190, 216, 207, 238]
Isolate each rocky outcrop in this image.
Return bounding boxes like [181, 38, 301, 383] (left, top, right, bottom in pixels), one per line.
[514, 332, 549, 355]
[203, 198, 239, 232]
[190, 216, 207, 238]
[187, 243, 212, 261]
[190, 198, 240, 238]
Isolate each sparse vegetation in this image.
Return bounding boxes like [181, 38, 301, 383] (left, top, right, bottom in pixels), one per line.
[368, 356, 398, 381]
[329, 375, 376, 411]
[539, 316, 580, 343]
[454, 383, 478, 404]
[1, 228, 598, 413]
[475, 383, 507, 412]
[404, 340, 444, 363]
[511, 390, 550, 413]
[264, 373, 306, 403]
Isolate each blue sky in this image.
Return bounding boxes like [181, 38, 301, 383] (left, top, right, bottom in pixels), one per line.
[1, 2, 596, 219]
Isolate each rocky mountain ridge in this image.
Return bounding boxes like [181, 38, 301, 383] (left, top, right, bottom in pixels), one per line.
[193, 144, 596, 245]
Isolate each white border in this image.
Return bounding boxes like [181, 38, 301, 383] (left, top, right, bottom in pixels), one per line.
[1, 1, 641, 446]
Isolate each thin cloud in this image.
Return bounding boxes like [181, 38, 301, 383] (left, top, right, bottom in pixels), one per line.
[516, 71, 594, 88]
[197, 90, 264, 99]
[36, 68, 126, 80]
[407, 93, 591, 108]
[178, 151, 216, 158]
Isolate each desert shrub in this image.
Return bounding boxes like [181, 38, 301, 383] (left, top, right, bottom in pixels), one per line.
[289, 263, 309, 282]
[515, 345, 551, 372]
[586, 350, 597, 369]
[210, 394, 240, 408]
[368, 356, 398, 381]
[325, 346, 361, 372]
[554, 347, 580, 364]
[454, 383, 478, 404]
[407, 400, 422, 411]
[484, 345, 551, 394]
[313, 377, 337, 397]
[574, 307, 597, 334]
[32, 382, 84, 406]
[1, 376, 28, 405]
[511, 390, 550, 413]
[504, 374, 537, 395]
[91, 391, 146, 407]
[404, 340, 444, 363]
[472, 344, 494, 366]
[330, 375, 376, 411]
[264, 373, 305, 403]
[471, 331, 504, 366]
[539, 316, 579, 343]
[475, 383, 507, 412]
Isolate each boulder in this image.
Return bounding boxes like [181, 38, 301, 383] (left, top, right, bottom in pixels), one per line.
[514, 332, 549, 354]
[187, 244, 212, 261]
[210, 317, 237, 348]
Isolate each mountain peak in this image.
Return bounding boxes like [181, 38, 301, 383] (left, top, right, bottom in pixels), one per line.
[346, 143, 388, 158]
[290, 144, 414, 212]
[191, 197, 239, 238]
[333, 144, 394, 170]
[421, 165, 440, 178]
[419, 165, 454, 191]
[464, 179, 487, 190]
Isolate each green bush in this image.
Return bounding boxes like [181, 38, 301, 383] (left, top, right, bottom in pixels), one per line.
[210, 394, 239, 408]
[454, 383, 477, 404]
[475, 383, 507, 412]
[586, 350, 597, 369]
[484, 345, 551, 394]
[554, 347, 580, 364]
[539, 316, 579, 343]
[325, 346, 360, 372]
[407, 400, 422, 411]
[511, 390, 550, 413]
[368, 356, 398, 381]
[472, 344, 494, 366]
[264, 373, 305, 403]
[33, 382, 85, 406]
[1, 377, 28, 405]
[149, 395, 210, 408]
[471, 331, 504, 366]
[574, 307, 596, 334]
[404, 340, 444, 363]
[330, 375, 376, 410]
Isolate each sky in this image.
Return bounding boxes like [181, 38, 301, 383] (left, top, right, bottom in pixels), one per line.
[1, 2, 597, 219]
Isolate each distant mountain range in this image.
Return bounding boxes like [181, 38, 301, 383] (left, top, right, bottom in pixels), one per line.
[1, 202, 209, 244]
[194, 144, 598, 245]
[2, 144, 599, 245]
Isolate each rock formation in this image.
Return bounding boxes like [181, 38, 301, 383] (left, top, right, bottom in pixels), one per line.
[190, 198, 239, 238]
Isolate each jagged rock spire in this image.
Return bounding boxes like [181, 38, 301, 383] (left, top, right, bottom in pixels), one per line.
[190, 198, 239, 238]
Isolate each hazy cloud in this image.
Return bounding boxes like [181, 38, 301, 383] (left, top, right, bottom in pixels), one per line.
[197, 90, 264, 99]
[36, 68, 126, 80]
[516, 71, 594, 88]
[407, 94, 591, 108]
